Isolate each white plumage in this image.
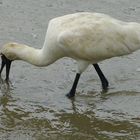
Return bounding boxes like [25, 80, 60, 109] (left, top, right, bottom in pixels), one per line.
[1, 12, 140, 97]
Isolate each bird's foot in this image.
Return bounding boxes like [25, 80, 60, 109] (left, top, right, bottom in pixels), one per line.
[66, 90, 76, 98]
[102, 80, 109, 91]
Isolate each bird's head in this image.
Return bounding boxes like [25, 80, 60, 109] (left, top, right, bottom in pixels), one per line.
[0, 42, 20, 81]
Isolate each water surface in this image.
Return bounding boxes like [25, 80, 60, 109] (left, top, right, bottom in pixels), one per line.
[0, 0, 140, 139]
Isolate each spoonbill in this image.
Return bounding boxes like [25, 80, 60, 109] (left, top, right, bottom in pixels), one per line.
[0, 12, 140, 98]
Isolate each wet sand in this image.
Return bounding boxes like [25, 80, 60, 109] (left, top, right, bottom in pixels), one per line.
[0, 0, 140, 139]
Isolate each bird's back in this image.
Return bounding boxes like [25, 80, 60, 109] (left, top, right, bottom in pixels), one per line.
[46, 12, 140, 63]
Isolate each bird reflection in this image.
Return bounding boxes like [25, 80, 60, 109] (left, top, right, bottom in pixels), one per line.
[69, 97, 77, 113]
[0, 76, 13, 108]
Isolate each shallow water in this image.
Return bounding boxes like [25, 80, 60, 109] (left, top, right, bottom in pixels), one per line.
[0, 0, 140, 140]
[0, 57, 140, 140]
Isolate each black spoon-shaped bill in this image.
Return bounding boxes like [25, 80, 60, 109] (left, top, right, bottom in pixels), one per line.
[0, 54, 12, 81]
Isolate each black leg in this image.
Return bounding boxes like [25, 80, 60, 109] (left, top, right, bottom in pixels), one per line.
[66, 73, 80, 98]
[93, 64, 109, 90]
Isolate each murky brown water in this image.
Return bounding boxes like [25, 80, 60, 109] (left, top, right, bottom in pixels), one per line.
[0, 0, 140, 140]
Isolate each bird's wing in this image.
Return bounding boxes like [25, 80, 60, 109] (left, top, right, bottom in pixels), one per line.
[59, 26, 100, 46]
[57, 26, 104, 61]
[58, 29, 81, 48]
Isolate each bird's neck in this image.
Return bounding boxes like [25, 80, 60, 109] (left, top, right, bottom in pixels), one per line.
[16, 45, 58, 67]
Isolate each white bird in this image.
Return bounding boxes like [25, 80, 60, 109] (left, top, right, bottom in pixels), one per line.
[0, 12, 140, 98]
